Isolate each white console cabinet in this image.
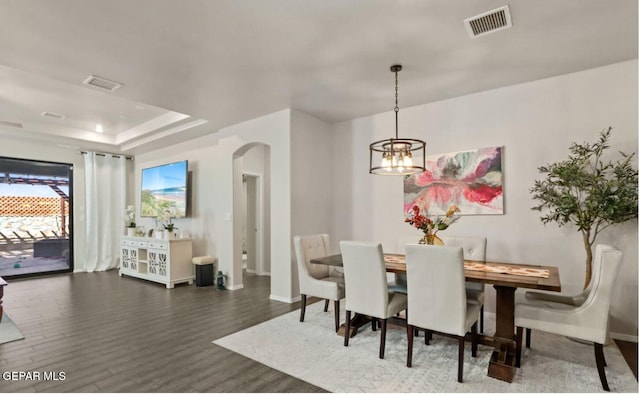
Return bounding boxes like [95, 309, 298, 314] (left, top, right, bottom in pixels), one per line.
[120, 236, 193, 288]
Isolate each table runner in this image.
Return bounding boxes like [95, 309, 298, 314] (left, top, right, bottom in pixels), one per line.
[384, 255, 550, 279]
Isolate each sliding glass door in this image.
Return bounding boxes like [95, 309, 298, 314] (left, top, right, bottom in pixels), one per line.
[0, 157, 73, 278]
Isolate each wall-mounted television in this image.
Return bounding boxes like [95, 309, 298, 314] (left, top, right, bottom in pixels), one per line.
[140, 160, 188, 218]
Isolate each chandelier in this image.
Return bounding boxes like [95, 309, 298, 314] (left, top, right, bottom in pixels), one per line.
[369, 65, 426, 175]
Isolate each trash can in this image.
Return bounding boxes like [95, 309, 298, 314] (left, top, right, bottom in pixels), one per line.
[192, 256, 216, 287]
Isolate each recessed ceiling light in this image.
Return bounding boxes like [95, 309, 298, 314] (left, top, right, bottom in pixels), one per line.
[95, 124, 104, 133]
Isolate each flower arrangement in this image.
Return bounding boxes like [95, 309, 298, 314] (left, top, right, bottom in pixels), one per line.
[125, 205, 136, 228]
[157, 206, 178, 232]
[405, 204, 460, 244]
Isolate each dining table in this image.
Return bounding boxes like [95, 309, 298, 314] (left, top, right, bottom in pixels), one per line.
[310, 253, 561, 383]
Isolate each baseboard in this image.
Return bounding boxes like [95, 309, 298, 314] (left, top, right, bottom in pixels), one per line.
[611, 332, 638, 343]
[269, 294, 295, 303]
[245, 269, 270, 276]
[226, 283, 244, 291]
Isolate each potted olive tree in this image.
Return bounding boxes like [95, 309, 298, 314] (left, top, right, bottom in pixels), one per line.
[530, 127, 638, 289]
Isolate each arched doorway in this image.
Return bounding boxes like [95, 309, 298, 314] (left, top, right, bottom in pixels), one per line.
[232, 143, 271, 290]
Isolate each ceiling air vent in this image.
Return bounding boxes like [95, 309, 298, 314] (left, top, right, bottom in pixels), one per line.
[83, 75, 123, 92]
[464, 5, 512, 38]
[0, 120, 23, 128]
[41, 111, 66, 120]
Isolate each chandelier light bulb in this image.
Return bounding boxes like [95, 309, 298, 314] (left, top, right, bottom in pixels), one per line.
[404, 151, 413, 166]
[381, 156, 390, 168]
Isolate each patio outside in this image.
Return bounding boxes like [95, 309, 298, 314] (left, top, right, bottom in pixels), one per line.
[0, 174, 71, 277]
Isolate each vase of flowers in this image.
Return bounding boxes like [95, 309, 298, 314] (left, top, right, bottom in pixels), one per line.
[157, 206, 178, 238]
[405, 204, 460, 245]
[125, 205, 136, 236]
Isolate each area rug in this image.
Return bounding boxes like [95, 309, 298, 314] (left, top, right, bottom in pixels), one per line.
[214, 302, 637, 392]
[0, 312, 24, 344]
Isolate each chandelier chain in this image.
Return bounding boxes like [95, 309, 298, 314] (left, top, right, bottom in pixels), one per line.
[394, 67, 399, 138]
[395, 69, 399, 113]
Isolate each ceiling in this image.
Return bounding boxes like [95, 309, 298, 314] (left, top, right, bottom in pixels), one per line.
[0, 0, 637, 155]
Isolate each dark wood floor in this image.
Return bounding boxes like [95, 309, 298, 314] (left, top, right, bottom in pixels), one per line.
[0, 271, 326, 392]
[0, 270, 636, 392]
[614, 338, 638, 380]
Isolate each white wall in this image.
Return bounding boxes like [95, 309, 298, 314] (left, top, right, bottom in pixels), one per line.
[242, 144, 266, 173]
[332, 60, 638, 338]
[290, 110, 334, 298]
[135, 109, 333, 302]
[222, 111, 289, 298]
[135, 109, 292, 299]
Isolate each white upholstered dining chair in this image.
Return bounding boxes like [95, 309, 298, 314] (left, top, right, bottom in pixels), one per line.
[294, 234, 345, 332]
[339, 241, 408, 359]
[438, 235, 487, 333]
[514, 244, 622, 391]
[517, 265, 594, 349]
[405, 244, 481, 383]
[389, 235, 421, 293]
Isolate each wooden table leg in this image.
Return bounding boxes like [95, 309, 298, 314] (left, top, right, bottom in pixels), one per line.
[337, 313, 370, 338]
[487, 285, 517, 382]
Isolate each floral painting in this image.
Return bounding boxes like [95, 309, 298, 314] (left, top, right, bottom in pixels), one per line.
[403, 146, 503, 215]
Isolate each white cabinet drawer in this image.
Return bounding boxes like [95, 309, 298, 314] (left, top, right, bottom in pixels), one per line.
[121, 239, 151, 247]
[148, 241, 168, 250]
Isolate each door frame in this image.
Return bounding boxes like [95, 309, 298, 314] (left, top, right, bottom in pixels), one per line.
[242, 171, 266, 276]
[0, 156, 74, 279]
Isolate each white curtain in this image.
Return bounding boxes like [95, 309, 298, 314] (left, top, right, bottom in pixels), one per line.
[83, 152, 127, 272]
